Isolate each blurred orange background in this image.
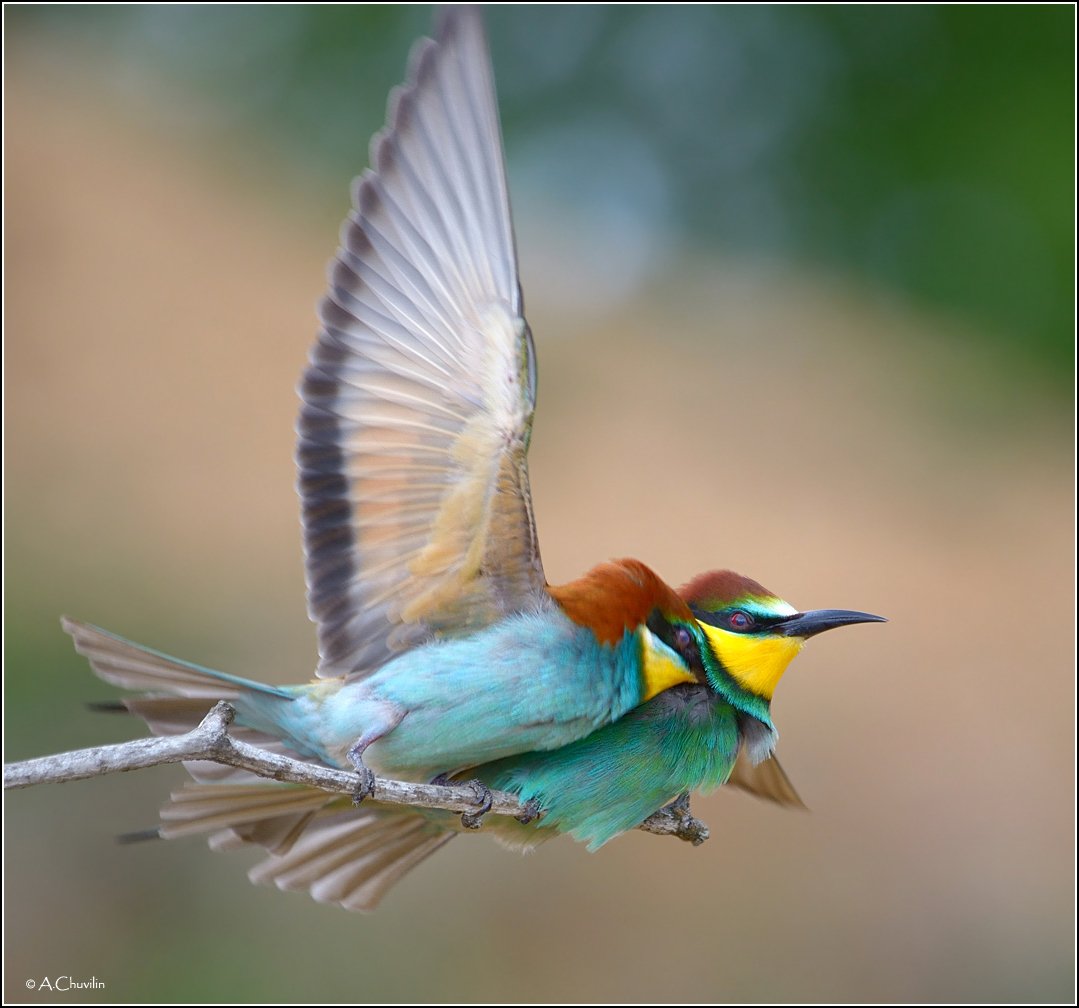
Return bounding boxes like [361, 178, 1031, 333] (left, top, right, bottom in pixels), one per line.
[5, 7, 1073, 1003]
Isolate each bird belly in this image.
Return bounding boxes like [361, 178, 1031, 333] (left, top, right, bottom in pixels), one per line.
[475, 684, 743, 850]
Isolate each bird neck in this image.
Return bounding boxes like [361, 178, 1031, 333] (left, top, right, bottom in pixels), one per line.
[550, 559, 698, 702]
[702, 660, 775, 733]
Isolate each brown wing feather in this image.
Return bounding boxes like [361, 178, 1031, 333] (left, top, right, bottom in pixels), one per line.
[298, 7, 546, 680]
[726, 751, 808, 809]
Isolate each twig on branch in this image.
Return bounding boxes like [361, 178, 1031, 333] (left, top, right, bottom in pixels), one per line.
[3, 702, 709, 845]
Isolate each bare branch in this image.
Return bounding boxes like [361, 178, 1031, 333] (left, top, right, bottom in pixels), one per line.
[3, 702, 709, 844]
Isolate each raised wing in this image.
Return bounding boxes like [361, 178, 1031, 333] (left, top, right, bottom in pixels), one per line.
[298, 8, 547, 679]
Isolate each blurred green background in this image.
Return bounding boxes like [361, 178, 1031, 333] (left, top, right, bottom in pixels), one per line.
[5, 5, 1073, 1004]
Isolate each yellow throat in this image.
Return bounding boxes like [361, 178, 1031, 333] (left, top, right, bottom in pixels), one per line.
[698, 622, 805, 700]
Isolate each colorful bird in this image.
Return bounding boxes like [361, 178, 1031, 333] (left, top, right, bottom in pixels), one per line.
[66, 7, 884, 910]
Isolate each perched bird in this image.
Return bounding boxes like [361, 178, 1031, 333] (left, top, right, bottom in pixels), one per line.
[67, 560, 714, 785]
[66, 7, 884, 910]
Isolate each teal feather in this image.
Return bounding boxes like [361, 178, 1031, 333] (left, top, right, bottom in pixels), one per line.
[64, 609, 666, 782]
[476, 684, 742, 850]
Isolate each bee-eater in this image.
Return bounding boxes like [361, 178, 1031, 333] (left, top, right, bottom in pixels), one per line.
[65, 7, 884, 909]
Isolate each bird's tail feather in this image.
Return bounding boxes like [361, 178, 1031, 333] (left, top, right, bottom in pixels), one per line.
[247, 807, 455, 912]
[62, 617, 293, 700]
[162, 783, 453, 911]
[67, 616, 454, 908]
[66, 617, 310, 783]
[159, 782, 333, 843]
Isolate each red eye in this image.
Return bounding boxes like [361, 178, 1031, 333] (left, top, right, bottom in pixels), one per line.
[728, 611, 754, 631]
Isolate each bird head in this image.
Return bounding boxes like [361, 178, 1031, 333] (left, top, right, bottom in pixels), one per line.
[552, 559, 722, 702]
[679, 570, 886, 716]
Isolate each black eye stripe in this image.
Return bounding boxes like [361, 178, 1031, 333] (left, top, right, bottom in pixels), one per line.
[690, 605, 786, 634]
[646, 610, 702, 665]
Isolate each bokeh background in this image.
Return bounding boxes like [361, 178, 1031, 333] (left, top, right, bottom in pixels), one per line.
[5, 5, 1073, 1003]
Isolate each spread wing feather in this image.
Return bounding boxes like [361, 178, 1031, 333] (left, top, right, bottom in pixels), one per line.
[297, 8, 546, 679]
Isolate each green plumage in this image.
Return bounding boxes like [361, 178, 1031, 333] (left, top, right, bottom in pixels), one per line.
[474, 684, 743, 850]
[301, 682, 747, 891]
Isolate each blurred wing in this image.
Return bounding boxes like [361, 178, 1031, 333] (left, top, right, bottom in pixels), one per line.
[726, 751, 808, 809]
[298, 8, 546, 679]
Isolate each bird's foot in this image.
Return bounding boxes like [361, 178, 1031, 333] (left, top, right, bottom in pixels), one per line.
[515, 797, 543, 825]
[346, 748, 377, 805]
[429, 773, 495, 829]
[459, 779, 493, 830]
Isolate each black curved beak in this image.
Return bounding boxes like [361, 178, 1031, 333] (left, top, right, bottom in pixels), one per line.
[777, 609, 887, 639]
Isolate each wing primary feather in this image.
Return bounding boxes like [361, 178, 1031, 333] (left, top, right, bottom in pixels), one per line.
[297, 7, 546, 678]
